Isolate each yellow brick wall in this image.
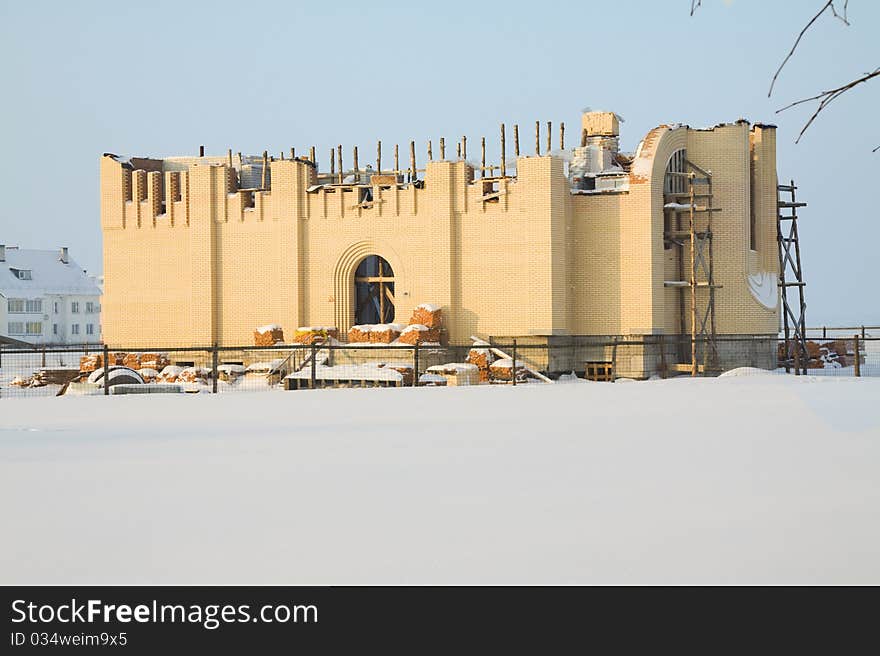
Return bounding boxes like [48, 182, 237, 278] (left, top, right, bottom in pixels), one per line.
[100, 117, 780, 348]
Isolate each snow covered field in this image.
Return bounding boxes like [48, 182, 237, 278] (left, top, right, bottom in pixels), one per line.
[1, 374, 879, 584]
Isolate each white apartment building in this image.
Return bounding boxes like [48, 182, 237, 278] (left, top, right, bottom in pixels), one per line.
[0, 245, 102, 345]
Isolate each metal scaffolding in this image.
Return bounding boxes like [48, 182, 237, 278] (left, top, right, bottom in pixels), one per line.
[777, 180, 808, 374]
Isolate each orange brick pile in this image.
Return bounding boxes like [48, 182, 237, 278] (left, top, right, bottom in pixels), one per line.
[346, 324, 403, 343]
[254, 325, 284, 346]
[140, 353, 171, 370]
[369, 324, 403, 344]
[157, 365, 183, 383]
[176, 367, 209, 384]
[397, 324, 441, 345]
[123, 353, 142, 369]
[293, 327, 338, 344]
[410, 304, 442, 328]
[466, 348, 495, 382]
[378, 362, 414, 386]
[778, 339, 855, 369]
[80, 354, 103, 372]
[348, 325, 372, 343]
[137, 368, 159, 382]
[489, 358, 526, 382]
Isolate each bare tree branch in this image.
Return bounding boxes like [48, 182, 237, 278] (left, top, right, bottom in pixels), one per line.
[768, 1, 847, 98]
[690, 0, 701, 17]
[775, 68, 880, 143]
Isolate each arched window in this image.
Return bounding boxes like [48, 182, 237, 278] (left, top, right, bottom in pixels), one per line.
[664, 149, 687, 195]
[354, 256, 395, 324]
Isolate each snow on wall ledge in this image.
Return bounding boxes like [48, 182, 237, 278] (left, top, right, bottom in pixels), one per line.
[748, 272, 778, 310]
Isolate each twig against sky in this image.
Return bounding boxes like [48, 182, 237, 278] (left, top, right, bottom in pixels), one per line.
[775, 68, 879, 143]
[768, 1, 850, 98]
[691, 0, 875, 149]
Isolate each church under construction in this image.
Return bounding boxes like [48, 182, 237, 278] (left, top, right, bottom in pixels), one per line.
[100, 110, 784, 377]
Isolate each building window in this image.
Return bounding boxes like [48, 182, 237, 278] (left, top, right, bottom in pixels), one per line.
[54, 301, 59, 314]
[9, 268, 32, 280]
[8, 299, 25, 313]
[86, 301, 95, 314]
[663, 149, 688, 251]
[86, 324, 94, 335]
[71, 301, 80, 313]
[25, 299, 42, 313]
[53, 323, 58, 335]
[25, 322, 42, 335]
[8, 322, 24, 335]
[71, 324, 80, 335]
[663, 149, 687, 195]
[354, 255, 395, 324]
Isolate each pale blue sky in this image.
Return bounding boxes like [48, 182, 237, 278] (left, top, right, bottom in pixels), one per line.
[1, 0, 877, 324]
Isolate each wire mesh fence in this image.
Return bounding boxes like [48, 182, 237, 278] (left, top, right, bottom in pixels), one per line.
[1, 331, 877, 399]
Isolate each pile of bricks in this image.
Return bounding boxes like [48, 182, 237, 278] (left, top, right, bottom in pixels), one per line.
[293, 327, 338, 344]
[254, 325, 285, 346]
[489, 358, 527, 382]
[378, 362, 414, 386]
[80, 354, 103, 372]
[137, 367, 160, 382]
[140, 353, 171, 370]
[348, 324, 404, 344]
[410, 304, 442, 328]
[777, 339, 856, 369]
[466, 347, 495, 382]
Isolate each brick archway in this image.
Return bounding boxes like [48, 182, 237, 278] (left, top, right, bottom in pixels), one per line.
[333, 241, 403, 333]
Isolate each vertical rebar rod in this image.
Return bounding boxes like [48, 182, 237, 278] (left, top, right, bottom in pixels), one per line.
[500, 124, 506, 178]
[535, 121, 540, 155]
[514, 124, 520, 156]
[410, 141, 416, 180]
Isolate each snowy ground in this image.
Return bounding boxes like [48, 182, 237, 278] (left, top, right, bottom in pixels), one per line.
[1, 374, 879, 584]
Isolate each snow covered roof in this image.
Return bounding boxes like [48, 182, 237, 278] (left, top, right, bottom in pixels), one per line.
[0, 248, 101, 297]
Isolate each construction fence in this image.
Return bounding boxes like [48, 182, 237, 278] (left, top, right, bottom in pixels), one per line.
[1, 329, 877, 399]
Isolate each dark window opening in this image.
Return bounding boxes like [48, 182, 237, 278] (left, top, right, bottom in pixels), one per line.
[354, 255, 394, 324]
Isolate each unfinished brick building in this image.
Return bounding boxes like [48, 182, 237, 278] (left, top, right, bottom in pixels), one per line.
[100, 110, 781, 376]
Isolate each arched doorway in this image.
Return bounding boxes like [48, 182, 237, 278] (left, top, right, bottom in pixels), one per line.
[354, 255, 395, 324]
